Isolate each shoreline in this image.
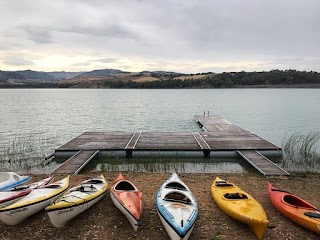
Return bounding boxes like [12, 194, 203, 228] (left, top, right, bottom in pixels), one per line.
[0, 172, 319, 239]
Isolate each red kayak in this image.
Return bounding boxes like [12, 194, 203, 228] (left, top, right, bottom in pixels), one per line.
[110, 173, 143, 231]
[267, 181, 320, 235]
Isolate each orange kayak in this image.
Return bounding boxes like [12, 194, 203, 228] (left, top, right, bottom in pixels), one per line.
[267, 181, 320, 235]
[110, 173, 143, 231]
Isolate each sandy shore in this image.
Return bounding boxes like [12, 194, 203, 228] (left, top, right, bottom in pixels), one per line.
[0, 172, 319, 240]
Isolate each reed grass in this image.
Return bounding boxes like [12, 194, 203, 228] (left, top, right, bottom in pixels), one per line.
[0, 132, 71, 172]
[282, 131, 320, 173]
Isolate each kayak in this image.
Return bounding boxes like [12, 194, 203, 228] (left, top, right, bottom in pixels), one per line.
[110, 172, 143, 231]
[156, 173, 198, 240]
[211, 177, 269, 240]
[0, 172, 31, 191]
[46, 175, 108, 227]
[0, 176, 54, 208]
[0, 176, 69, 225]
[267, 181, 320, 235]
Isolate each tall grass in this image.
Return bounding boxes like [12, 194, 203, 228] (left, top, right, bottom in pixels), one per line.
[282, 131, 320, 173]
[0, 132, 70, 172]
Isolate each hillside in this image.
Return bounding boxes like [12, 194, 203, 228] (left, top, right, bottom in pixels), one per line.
[1, 68, 320, 88]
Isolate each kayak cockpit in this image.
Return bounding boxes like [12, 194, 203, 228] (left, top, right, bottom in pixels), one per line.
[164, 192, 191, 204]
[165, 182, 187, 191]
[304, 212, 320, 218]
[70, 185, 98, 193]
[215, 180, 233, 187]
[224, 192, 248, 199]
[84, 179, 104, 184]
[283, 195, 315, 208]
[11, 185, 30, 191]
[115, 181, 135, 191]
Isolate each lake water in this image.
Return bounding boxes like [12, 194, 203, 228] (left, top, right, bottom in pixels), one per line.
[0, 88, 319, 173]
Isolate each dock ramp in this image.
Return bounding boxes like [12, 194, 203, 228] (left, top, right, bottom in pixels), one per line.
[237, 150, 289, 176]
[51, 150, 100, 175]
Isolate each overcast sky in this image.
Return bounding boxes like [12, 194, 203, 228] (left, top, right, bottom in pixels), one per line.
[1, 0, 320, 73]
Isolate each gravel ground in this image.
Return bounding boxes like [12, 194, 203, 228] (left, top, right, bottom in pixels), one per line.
[0, 172, 319, 240]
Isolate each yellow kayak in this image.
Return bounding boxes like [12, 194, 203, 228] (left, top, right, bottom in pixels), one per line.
[211, 177, 269, 239]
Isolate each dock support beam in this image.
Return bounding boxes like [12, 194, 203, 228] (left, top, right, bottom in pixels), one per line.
[126, 149, 133, 157]
[203, 150, 210, 158]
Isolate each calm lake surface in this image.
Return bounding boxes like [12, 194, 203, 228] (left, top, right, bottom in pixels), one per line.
[0, 88, 319, 173]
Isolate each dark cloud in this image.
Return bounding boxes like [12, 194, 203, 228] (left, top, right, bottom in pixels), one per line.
[18, 25, 54, 44]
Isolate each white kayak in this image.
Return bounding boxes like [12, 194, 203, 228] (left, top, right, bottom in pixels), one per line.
[0, 176, 54, 208]
[46, 175, 108, 227]
[0, 172, 31, 191]
[0, 176, 69, 225]
[156, 173, 198, 240]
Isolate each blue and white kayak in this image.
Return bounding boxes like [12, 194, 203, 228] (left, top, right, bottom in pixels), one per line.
[156, 173, 198, 240]
[0, 172, 31, 191]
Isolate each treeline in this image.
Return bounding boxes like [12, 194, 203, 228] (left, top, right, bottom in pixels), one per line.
[105, 70, 320, 88]
[1, 69, 320, 88]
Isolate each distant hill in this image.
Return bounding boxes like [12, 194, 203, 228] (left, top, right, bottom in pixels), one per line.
[47, 71, 83, 80]
[58, 69, 186, 88]
[0, 69, 83, 84]
[1, 68, 319, 89]
[79, 69, 129, 77]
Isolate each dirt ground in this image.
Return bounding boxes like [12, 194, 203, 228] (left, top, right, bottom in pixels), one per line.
[0, 172, 319, 240]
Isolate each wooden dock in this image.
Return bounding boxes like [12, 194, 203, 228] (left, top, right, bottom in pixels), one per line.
[51, 150, 99, 174]
[54, 114, 288, 176]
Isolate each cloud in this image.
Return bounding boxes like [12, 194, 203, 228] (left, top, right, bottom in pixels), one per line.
[18, 25, 54, 44]
[2, 54, 34, 66]
[0, 0, 320, 72]
[90, 58, 119, 64]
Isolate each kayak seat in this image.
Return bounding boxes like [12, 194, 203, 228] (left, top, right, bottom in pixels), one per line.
[115, 181, 135, 191]
[79, 185, 97, 192]
[164, 192, 191, 204]
[165, 182, 187, 191]
[224, 193, 248, 199]
[304, 212, 320, 218]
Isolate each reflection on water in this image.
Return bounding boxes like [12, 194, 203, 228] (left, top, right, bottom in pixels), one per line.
[85, 157, 247, 174]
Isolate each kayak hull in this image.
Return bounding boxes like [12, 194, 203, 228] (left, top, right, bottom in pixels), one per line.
[211, 177, 269, 240]
[110, 173, 143, 231]
[46, 175, 108, 228]
[0, 176, 54, 208]
[0, 176, 69, 225]
[156, 173, 198, 240]
[0, 172, 31, 191]
[267, 181, 320, 235]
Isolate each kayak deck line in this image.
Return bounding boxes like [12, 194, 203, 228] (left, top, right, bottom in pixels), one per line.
[53, 114, 286, 176]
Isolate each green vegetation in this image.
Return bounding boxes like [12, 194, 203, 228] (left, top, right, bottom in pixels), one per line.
[0, 133, 68, 172]
[282, 132, 320, 173]
[101, 70, 320, 88]
[1, 69, 319, 88]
